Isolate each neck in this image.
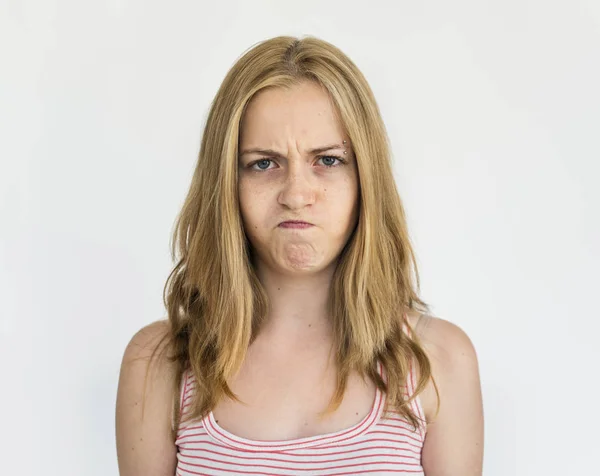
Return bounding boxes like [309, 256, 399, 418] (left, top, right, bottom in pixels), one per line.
[254, 261, 337, 341]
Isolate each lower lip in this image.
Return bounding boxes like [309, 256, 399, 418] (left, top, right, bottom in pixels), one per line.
[279, 222, 313, 229]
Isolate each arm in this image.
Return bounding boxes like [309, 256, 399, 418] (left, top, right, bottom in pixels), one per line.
[419, 317, 484, 476]
[115, 320, 178, 476]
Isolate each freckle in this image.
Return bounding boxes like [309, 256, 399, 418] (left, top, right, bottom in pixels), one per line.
[277, 287, 280, 290]
[131, 447, 134, 450]
[308, 324, 311, 327]
[356, 412, 359, 415]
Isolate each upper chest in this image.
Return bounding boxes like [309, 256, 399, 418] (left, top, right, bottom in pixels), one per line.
[210, 343, 378, 442]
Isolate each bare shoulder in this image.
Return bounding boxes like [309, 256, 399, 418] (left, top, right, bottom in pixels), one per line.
[406, 311, 484, 475]
[123, 319, 172, 363]
[115, 319, 178, 476]
[407, 312, 479, 369]
[406, 312, 481, 415]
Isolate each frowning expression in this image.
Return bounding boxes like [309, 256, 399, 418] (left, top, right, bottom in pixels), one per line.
[238, 81, 359, 275]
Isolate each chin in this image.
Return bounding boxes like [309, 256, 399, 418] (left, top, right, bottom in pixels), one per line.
[279, 254, 341, 274]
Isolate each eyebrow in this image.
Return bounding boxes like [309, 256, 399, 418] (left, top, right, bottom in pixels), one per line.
[239, 144, 346, 158]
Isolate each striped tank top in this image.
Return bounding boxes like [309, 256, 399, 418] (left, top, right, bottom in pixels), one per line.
[174, 347, 427, 476]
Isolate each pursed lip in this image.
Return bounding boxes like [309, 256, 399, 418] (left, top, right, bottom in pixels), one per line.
[278, 220, 314, 226]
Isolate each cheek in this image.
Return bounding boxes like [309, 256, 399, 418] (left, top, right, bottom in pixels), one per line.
[238, 180, 268, 229]
[238, 182, 253, 225]
[327, 176, 359, 211]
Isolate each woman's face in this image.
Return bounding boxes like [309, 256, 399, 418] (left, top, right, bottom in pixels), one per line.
[238, 81, 359, 276]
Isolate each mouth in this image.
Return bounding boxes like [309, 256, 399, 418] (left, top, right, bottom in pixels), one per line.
[278, 220, 314, 229]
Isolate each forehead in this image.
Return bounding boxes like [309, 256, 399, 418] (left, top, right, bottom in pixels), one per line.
[239, 81, 345, 147]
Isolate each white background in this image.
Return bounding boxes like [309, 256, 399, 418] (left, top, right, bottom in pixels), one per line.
[1, 1, 599, 474]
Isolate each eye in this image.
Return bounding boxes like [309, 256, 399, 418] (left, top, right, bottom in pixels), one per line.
[247, 155, 346, 172]
[317, 155, 345, 168]
[249, 159, 276, 171]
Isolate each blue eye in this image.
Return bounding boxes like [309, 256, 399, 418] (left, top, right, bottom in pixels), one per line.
[253, 159, 273, 170]
[318, 155, 343, 167]
[248, 155, 345, 172]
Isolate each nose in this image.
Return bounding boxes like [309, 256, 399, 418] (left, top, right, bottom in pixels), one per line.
[277, 159, 316, 210]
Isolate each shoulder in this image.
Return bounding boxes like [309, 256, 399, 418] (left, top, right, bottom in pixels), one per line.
[119, 319, 175, 385]
[406, 311, 478, 371]
[407, 312, 479, 369]
[123, 319, 172, 362]
[406, 311, 484, 475]
[405, 312, 481, 417]
[116, 319, 179, 476]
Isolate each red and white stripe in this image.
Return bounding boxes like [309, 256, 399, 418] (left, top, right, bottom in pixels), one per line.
[174, 352, 426, 476]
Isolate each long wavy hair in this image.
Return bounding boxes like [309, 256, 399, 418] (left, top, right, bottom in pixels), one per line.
[148, 35, 439, 442]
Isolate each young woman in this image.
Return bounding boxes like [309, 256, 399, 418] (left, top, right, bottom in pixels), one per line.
[116, 35, 484, 475]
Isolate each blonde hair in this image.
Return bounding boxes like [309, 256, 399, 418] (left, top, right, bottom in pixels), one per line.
[150, 35, 439, 441]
